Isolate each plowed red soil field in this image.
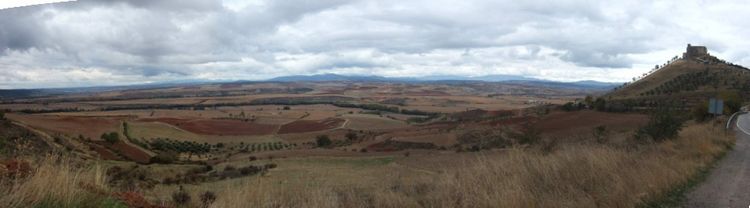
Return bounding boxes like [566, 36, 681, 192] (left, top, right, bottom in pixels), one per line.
[7, 114, 124, 139]
[90, 144, 122, 160]
[535, 111, 647, 137]
[94, 141, 151, 163]
[139, 118, 277, 136]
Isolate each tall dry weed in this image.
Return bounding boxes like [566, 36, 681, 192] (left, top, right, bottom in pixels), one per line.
[0, 155, 110, 207]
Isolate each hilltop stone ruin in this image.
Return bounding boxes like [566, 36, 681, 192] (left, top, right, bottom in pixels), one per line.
[683, 44, 709, 60]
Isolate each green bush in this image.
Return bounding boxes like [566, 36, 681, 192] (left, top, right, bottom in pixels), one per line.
[594, 98, 607, 111]
[316, 135, 332, 147]
[636, 109, 684, 142]
[100, 197, 128, 208]
[720, 90, 743, 114]
[101, 132, 120, 144]
[172, 186, 191, 206]
[200, 191, 217, 208]
[691, 102, 710, 122]
[592, 125, 609, 144]
[561, 102, 576, 111]
[150, 152, 177, 164]
[0, 137, 6, 153]
[345, 132, 358, 141]
[509, 122, 541, 145]
[561, 102, 586, 111]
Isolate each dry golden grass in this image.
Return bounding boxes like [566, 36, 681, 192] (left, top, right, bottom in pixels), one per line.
[342, 114, 409, 130]
[198, 122, 733, 208]
[0, 155, 114, 208]
[0, 122, 733, 208]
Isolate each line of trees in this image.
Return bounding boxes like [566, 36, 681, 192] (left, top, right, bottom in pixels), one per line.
[16, 99, 439, 117]
[149, 138, 211, 155]
[561, 96, 610, 112]
[615, 55, 682, 91]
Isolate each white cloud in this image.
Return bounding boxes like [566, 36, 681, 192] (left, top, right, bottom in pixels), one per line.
[1, 0, 750, 88]
[0, 0, 75, 10]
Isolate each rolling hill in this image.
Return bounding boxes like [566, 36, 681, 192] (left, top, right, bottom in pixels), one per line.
[607, 45, 750, 107]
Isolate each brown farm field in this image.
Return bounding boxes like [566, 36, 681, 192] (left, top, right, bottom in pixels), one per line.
[278, 118, 346, 134]
[6, 113, 125, 139]
[341, 114, 410, 130]
[139, 118, 278, 136]
[0, 81, 588, 159]
[536, 111, 649, 137]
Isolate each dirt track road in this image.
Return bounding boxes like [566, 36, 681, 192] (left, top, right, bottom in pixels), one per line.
[682, 113, 750, 207]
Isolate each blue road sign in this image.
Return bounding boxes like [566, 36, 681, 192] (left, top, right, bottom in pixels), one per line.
[709, 98, 724, 115]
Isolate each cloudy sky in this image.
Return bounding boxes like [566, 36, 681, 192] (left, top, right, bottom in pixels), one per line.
[1, 0, 749, 89]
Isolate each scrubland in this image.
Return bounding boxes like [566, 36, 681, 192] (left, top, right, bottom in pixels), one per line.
[0, 121, 733, 208]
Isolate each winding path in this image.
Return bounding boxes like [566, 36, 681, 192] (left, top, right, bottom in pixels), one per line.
[682, 113, 750, 207]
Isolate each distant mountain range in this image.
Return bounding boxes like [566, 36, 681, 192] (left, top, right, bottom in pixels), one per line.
[0, 73, 621, 99]
[268, 73, 621, 90]
[268, 74, 402, 82]
[0, 82, 212, 99]
[268, 73, 541, 82]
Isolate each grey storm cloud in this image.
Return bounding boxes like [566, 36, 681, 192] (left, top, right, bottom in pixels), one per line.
[1, 0, 750, 88]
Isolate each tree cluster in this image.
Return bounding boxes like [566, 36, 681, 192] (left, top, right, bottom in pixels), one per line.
[316, 135, 332, 147]
[149, 138, 211, 154]
[635, 108, 684, 142]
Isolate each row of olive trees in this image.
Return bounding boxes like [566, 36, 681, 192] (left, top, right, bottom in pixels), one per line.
[614, 55, 681, 91]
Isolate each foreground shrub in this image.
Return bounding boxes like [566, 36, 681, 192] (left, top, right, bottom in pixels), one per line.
[101, 132, 120, 144]
[3, 159, 32, 178]
[691, 102, 710, 122]
[316, 135, 332, 147]
[149, 152, 177, 164]
[457, 128, 510, 150]
[172, 186, 191, 206]
[345, 132, 358, 141]
[509, 121, 541, 145]
[561, 102, 584, 111]
[636, 109, 684, 142]
[112, 191, 164, 208]
[200, 191, 217, 208]
[0, 155, 122, 208]
[592, 125, 609, 144]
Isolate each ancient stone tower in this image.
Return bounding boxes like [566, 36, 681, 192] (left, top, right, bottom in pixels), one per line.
[683, 44, 708, 59]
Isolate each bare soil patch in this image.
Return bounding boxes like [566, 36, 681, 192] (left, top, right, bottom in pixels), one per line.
[94, 141, 152, 163]
[6, 114, 123, 139]
[89, 144, 122, 161]
[536, 110, 647, 137]
[139, 118, 277, 136]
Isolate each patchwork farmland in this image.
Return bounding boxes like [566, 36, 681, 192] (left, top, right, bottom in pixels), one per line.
[0, 76, 741, 207]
